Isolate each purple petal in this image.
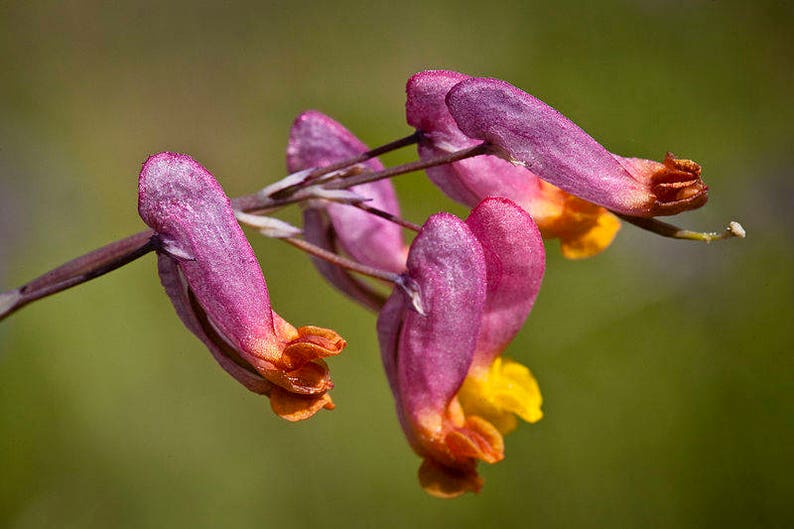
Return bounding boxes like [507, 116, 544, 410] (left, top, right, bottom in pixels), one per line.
[445, 77, 656, 215]
[138, 152, 276, 354]
[156, 254, 273, 395]
[378, 213, 487, 423]
[465, 198, 545, 369]
[406, 70, 540, 208]
[287, 110, 406, 273]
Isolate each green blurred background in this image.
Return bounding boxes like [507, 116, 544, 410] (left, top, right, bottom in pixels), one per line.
[1, 1, 791, 527]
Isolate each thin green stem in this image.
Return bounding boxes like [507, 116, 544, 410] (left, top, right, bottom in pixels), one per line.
[617, 214, 746, 242]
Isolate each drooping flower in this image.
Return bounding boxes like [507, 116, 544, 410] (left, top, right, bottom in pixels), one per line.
[138, 152, 346, 421]
[377, 197, 545, 497]
[445, 75, 708, 217]
[287, 110, 407, 309]
[457, 197, 545, 436]
[406, 69, 620, 259]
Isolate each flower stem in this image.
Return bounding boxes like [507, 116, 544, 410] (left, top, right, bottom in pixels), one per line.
[0, 231, 156, 322]
[273, 131, 422, 198]
[354, 203, 421, 232]
[283, 237, 401, 284]
[233, 142, 490, 213]
[617, 215, 746, 242]
[324, 143, 491, 190]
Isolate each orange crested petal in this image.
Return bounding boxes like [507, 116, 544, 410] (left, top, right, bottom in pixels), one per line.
[418, 458, 483, 499]
[618, 153, 708, 216]
[260, 359, 333, 395]
[280, 325, 347, 370]
[444, 416, 504, 465]
[269, 387, 335, 422]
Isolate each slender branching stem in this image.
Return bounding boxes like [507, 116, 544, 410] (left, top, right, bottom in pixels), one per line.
[269, 131, 422, 199]
[353, 203, 421, 232]
[283, 237, 401, 284]
[324, 143, 491, 190]
[232, 140, 486, 214]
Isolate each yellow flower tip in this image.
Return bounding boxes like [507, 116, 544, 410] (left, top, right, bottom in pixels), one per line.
[559, 207, 621, 260]
[418, 458, 483, 499]
[529, 181, 621, 259]
[459, 357, 543, 434]
[269, 387, 335, 422]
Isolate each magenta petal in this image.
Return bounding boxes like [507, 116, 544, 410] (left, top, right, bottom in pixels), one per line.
[465, 198, 545, 369]
[287, 110, 406, 273]
[406, 70, 472, 145]
[156, 255, 273, 395]
[138, 152, 276, 353]
[378, 213, 487, 422]
[406, 70, 540, 208]
[445, 77, 653, 214]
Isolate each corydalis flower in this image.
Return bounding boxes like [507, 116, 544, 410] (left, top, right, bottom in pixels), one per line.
[378, 197, 545, 498]
[287, 110, 407, 310]
[407, 69, 620, 259]
[445, 75, 708, 217]
[138, 152, 346, 421]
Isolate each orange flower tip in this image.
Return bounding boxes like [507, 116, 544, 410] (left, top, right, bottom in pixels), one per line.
[649, 153, 709, 216]
[444, 416, 505, 464]
[269, 388, 335, 422]
[264, 359, 333, 395]
[281, 326, 347, 370]
[418, 459, 483, 499]
[296, 326, 347, 354]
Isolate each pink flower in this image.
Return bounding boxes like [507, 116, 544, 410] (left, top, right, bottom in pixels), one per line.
[378, 197, 545, 497]
[138, 152, 346, 421]
[444, 75, 708, 217]
[406, 69, 621, 259]
[287, 110, 407, 309]
[406, 70, 707, 257]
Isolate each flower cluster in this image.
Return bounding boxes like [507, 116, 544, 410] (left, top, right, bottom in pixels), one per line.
[133, 70, 716, 496]
[4, 69, 732, 498]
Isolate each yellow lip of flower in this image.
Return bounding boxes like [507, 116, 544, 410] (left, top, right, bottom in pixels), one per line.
[458, 356, 543, 435]
[527, 180, 622, 260]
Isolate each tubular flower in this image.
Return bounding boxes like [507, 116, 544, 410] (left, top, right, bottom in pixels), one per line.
[406, 69, 620, 259]
[445, 76, 708, 217]
[138, 152, 346, 421]
[287, 110, 407, 310]
[377, 197, 545, 498]
[458, 197, 545, 436]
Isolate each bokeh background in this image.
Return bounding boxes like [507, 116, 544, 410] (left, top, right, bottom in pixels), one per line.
[1, 1, 791, 528]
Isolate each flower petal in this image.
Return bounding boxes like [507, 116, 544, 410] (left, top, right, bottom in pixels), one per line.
[288, 110, 406, 273]
[139, 152, 278, 354]
[139, 152, 345, 420]
[464, 197, 545, 369]
[445, 77, 708, 216]
[385, 213, 487, 421]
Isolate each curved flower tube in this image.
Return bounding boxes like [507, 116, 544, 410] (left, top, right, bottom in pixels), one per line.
[377, 197, 545, 498]
[458, 198, 545, 436]
[445, 76, 708, 217]
[406, 69, 620, 259]
[287, 110, 407, 308]
[138, 152, 346, 421]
